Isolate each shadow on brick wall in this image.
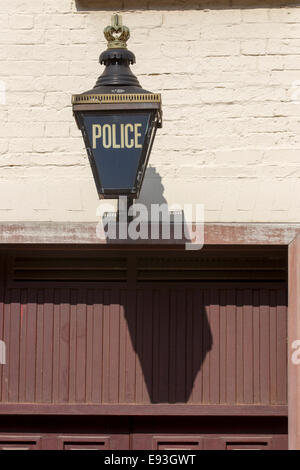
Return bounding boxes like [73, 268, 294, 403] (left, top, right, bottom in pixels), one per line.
[76, 0, 299, 11]
[137, 166, 167, 209]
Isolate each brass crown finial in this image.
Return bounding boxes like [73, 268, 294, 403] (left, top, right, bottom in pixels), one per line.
[104, 14, 130, 49]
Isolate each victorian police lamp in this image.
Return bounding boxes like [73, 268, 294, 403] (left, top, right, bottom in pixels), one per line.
[72, 14, 162, 200]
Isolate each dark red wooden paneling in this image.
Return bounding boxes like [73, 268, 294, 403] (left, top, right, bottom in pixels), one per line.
[0, 415, 288, 450]
[132, 434, 288, 450]
[0, 284, 287, 406]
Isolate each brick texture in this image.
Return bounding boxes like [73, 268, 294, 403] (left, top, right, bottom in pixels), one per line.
[1, 0, 300, 223]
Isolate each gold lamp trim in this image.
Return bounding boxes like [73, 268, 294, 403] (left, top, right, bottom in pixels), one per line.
[72, 93, 162, 104]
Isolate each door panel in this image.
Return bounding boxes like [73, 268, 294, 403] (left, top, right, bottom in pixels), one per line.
[132, 435, 204, 450]
[203, 435, 288, 450]
[0, 434, 42, 450]
[226, 442, 269, 450]
[57, 435, 129, 450]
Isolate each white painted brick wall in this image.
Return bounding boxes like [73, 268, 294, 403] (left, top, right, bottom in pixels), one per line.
[0, 0, 300, 223]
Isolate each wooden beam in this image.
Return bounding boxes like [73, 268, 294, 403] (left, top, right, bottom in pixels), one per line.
[0, 404, 288, 416]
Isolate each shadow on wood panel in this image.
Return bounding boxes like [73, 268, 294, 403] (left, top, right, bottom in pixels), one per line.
[103, 288, 213, 404]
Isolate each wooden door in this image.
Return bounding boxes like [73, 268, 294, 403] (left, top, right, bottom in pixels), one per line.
[0, 248, 288, 450]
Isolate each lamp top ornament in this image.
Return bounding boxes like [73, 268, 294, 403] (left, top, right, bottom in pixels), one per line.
[72, 12, 162, 103]
[104, 14, 130, 49]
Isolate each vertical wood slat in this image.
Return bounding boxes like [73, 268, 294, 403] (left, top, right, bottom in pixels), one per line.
[18, 289, 27, 402]
[85, 290, 93, 403]
[109, 290, 119, 403]
[142, 289, 153, 403]
[102, 290, 110, 404]
[260, 289, 270, 404]
[243, 289, 253, 404]
[35, 289, 44, 403]
[135, 289, 144, 403]
[210, 289, 220, 404]
[219, 289, 227, 404]
[158, 289, 169, 403]
[91, 289, 103, 403]
[176, 288, 186, 402]
[152, 289, 160, 403]
[59, 289, 70, 403]
[168, 289, 177, 403]
[185, 288, 194, 403]
[52, 289, 60, 403]
[0, 284, 287, 407]
[277, 288, 287, 404]
[9, 289, 20, 402]
[270, 290, 277, 404]
[26, 290, 37, 403]
[43, 288, 54, 403]
[118, 290, 127, 404]
[253, 290, 260, 403]
[75, 289, 86, 403]
[202, 289, 210, 404]
[191, 288, 203, 404]
[124, 289, 136, 403]
[236, 290, 244, 404]
[226, 290, 236, 404]
[69, 289, 77, 403]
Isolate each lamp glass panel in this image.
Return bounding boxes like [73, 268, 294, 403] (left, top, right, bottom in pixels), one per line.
[80, 111, 152, 192]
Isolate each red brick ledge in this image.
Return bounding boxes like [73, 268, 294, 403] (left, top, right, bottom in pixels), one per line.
[0, 222, 298, 245]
